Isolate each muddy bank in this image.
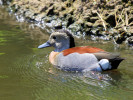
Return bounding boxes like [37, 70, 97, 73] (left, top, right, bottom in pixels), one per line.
[2, 0, 133, 47]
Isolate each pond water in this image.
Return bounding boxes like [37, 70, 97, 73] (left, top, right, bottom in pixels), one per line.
[0, 6, 133, 100]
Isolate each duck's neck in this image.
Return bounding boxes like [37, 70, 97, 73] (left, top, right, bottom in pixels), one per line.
[54, 44, 70, 52]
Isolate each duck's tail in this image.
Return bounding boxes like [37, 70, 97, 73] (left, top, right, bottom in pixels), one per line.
[109, 57, 124, 69]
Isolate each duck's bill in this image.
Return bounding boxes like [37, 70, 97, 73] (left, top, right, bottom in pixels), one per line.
[38, 41, 51, 49]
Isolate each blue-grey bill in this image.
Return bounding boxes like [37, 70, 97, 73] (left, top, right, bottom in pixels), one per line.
[38, 41, 51, 49]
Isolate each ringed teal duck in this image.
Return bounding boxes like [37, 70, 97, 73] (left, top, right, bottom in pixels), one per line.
[38, 30, 124, 72]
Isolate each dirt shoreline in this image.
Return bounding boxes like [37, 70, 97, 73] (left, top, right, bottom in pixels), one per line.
[2, 0, 133, 47]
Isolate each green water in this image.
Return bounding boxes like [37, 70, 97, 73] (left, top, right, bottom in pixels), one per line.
[0, 7, 133, 100]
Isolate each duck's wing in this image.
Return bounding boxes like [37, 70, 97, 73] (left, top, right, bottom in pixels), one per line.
[92, 52, 121, 60]
[62, 46, 105, 56]
[62, 46, 121, 60]
[92, 52, 124, 69]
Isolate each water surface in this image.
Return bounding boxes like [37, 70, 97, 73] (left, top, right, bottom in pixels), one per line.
[0, 7, 133, 100]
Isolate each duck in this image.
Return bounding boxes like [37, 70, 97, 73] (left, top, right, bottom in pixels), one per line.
[38, 30, 124, 72]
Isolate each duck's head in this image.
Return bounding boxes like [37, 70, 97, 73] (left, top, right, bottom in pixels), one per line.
[38, 30, 75, 52]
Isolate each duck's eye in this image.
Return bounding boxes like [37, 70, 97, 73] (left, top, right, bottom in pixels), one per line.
[53, 36, 56, 40]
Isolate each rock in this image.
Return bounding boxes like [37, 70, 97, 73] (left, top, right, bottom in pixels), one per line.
[40, 6, 48, 12]
[90, 17, 99, 23]
[66, 16, 75, 27]
[115, 30, 127, 44]
[0, 0, 3, 5]
[51, 19, 62, 29]
[5, 0, 132, 46]
[91, 10, 97, 17]
[115, 5, 123, 11]
[68, 23, 82, 33]
[44, 16, 52, 23]
[85, 22, 93, 28]
[46, 6, 55, 16]
[82, 9, 92, 17]
[1, 0, 11, 5]
[93, 20, 104, 28]
[106, 3, 115, 9]
[125, 36, 133, 46]
[83, 16, 90, 22]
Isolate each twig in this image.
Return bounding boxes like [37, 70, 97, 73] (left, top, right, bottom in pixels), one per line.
[96, 11, 107, 31]
[119, 14, 125, 26]
[129, 22, 133, 26]
[115, 9, 118, 26]
[115, 9, 124, 28]
[125, 10, 129, 26]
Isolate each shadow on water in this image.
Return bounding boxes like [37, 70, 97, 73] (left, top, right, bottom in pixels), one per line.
[0, 6, 133, 100]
